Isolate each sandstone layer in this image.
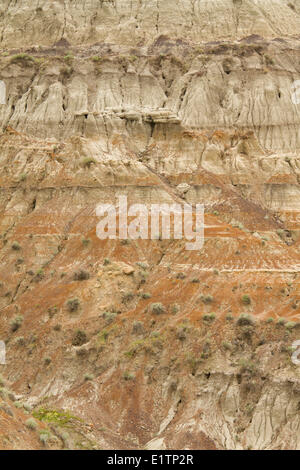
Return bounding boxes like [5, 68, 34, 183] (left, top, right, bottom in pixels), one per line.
[0, 0, 299, 450]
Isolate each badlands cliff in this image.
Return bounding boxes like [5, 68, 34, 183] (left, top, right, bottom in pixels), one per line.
[0, 0, 299, 450]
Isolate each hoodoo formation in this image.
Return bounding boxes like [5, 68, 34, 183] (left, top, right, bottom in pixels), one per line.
[0, 0, 300, 450]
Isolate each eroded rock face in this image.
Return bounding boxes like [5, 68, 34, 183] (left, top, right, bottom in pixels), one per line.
[1, 0, 300, 48]
[0, 0, 300, 450]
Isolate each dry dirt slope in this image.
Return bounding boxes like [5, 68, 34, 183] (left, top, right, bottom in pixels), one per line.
[0, 0, 300, 450]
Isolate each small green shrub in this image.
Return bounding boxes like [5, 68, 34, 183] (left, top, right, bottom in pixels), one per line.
[60, 431, 69, 443]
[285, 321, 296, 330]
[226, 314, 234, 321]
[201, 295, 213, 304]
[98, 330, 108, 343]
[73, 270, 90, 281]
[171, 304, 180, 314]
[264, 54, 275, 66]
[150, 303, 166, 315]
[23, 403, 31, 413]
[120, 239, 131, 246]
[48, 306, 58, 318]
[132, 321, 144, 335]
[64, 53, 74, 63]
[10, 53, 35, 65]
[0, 387, 8, 399]
[241, 294, 251, 305]
[10, 315, 23, 332]
[176, 326, 187, 341]
[34, 268, 44, 281]
[11, 241, 21, 251]
[66, 298, 80, 312]
[142, 292, 151, 299]
[81, 238, 91, 247]
[103, 312, 117, 324]
[122, 292, 134, 303]
[239, 358, 256, 374]
[84, 373, 94, 381]
[176, 272, 186, 280]
[39, 430, 51, 445]
[60, 65, 73, 78]
[81, 157, 96, 168]
[33, 408, 80, 426]
[25, 418, 37, 431]
[15, 336, 25, 346]
[7, 391, 16, 402]
[123, 371, 134, 381]
[237, 313, 255, 326]
[150, 331, 160, 339]
[202, 313, 216, 322]
[14, 401, 23, 409]
[72, 329, 87, 346]
[136, 262, 148, 270]
[91, 55, 102, 62]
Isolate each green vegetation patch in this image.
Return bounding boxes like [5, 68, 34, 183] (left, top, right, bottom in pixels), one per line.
[33, 408, 82, 428]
